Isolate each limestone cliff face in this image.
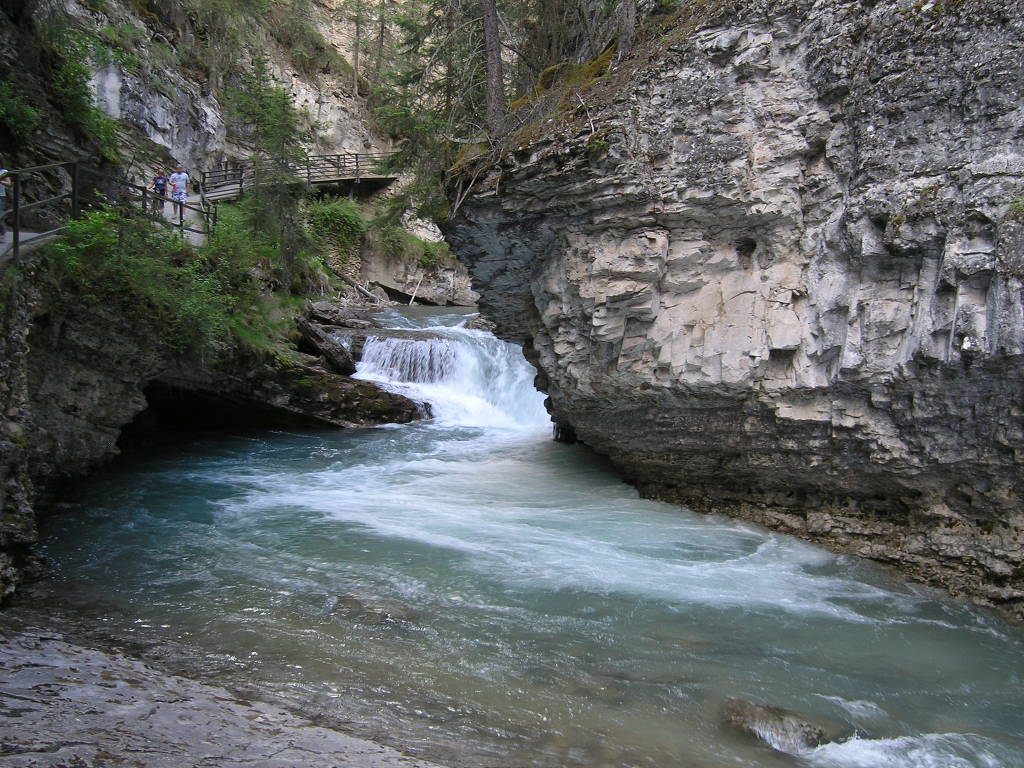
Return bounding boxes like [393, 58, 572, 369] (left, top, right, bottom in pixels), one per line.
[359, 243, 478, 306]
[446, 0, 1024, 616]
[73, 0, 386, 172]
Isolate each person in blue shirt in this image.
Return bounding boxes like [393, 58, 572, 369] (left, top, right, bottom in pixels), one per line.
[152, 169, 168, 212]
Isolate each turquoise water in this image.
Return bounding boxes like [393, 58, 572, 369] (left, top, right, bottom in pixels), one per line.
[39, 310, 1024, 767]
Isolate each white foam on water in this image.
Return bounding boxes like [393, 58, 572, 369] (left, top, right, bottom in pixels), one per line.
[218, 449, 916, 622]
[354, 321, 549, 431]
[813, 695, 891, 724]
[807, 733, 1011, 768]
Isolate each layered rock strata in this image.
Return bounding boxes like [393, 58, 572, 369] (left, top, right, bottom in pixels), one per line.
[446, 0, 1024, 616]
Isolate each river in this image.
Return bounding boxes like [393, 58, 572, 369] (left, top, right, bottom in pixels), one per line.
[35, 308, 1024, 767]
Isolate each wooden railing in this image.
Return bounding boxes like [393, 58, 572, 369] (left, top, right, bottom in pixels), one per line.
[0, 151, 396, 263]
[110, 174, 216, 239]
[200, 152, 397, 200]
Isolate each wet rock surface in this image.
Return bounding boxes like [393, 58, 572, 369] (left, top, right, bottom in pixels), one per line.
[0, 622, 446, 768]
[722, 697, 837, 755]
[446, 0, 1024, 617]
[298, 316, 360, 374]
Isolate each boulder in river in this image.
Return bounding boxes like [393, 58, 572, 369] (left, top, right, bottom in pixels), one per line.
[461, 315, 496, 332]
[721, 697, 837, 755]
[333, 594, 419, 626]
[297, 317, 357, 375]
[305, 301, 376, 329]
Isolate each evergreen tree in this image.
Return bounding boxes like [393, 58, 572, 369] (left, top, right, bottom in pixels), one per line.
[227, 57, 309, 290]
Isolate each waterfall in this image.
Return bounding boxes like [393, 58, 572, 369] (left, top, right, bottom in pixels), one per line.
[353, 319, 550, 430]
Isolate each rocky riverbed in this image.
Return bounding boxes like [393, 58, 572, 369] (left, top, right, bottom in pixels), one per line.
[0, 607, 447, 768]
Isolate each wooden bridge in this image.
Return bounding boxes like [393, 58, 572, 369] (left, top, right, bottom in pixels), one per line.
[200, 152, 398, 202]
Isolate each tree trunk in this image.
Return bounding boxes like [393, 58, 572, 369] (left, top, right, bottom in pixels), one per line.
[478, 0, 506, 138]
[373, 0, 387, 87]
[352, 2, 362, 96]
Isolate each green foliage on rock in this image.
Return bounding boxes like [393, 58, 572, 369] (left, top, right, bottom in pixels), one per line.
[0, 80, 41, 145]
[306, 197, 367, 251]
[44, 208, 234, 353]
[372, 224, 450, 271]
[41, 202, 325, 358]
[43, 30, 124, 161]
[203, 201, 317, 349]
[184, 0, 350, 81]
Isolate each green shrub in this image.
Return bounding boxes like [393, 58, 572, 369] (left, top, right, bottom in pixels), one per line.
[270, 1, 346, 76]
[0, 80, 41, 145]
[45, 208, 233, 353]
[306, 197, 366, 251]
[372, 224, 449, 270]
[419, 240, 448, 269]
[203, 202, 275, 289]
[98, 24, 145, 58]
[48, 35, 122, 161]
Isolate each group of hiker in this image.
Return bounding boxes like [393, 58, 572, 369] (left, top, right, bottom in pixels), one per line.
[150, 165, 189, 216]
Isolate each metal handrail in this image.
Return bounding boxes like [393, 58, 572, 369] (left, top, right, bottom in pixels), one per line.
[118, 179, 214, 237]
[1, 161, 80, 264]
[1, 161, 217, 265]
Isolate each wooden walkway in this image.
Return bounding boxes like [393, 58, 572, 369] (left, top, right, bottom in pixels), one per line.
[0, 152, 397, 264]
[200, 152, 397, 203]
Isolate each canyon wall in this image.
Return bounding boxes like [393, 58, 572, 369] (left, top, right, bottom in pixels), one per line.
[446, 0, 1024, 616]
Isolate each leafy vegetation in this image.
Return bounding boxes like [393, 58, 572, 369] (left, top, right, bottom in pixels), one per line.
[202, 201, 318, 348]
[38, 25, 128, 162]
[306, 197, 367, 252]
[44, 208, 234, 353]
[40, 200, 331, 357]
[0, 80, 41, 145]
[372, 224, 451, 270]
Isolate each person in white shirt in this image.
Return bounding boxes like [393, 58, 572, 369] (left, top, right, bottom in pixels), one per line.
[0, 162, 11, 237]
[169, 165, 189, 217]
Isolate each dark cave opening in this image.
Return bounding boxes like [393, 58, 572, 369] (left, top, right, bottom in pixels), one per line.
[116, 381, 331, 451]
